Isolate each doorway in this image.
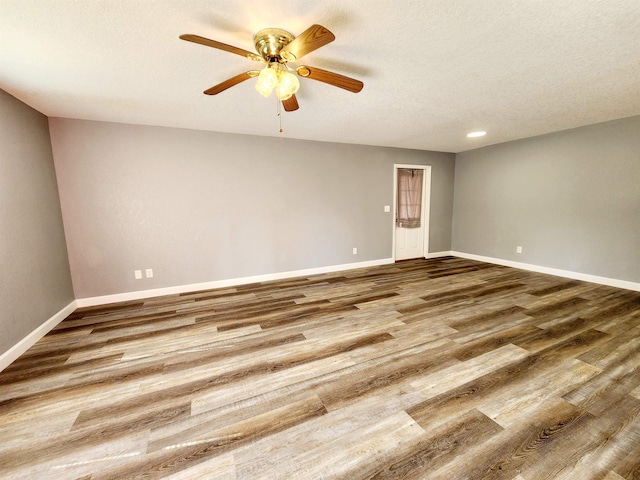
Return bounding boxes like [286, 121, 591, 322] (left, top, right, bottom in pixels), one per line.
[393, 164, 431, 261]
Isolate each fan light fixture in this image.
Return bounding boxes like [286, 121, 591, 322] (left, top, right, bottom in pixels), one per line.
[255, 64, 300, 100]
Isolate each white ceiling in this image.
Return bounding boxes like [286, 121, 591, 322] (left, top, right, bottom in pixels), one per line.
[1, 1, 639, 153]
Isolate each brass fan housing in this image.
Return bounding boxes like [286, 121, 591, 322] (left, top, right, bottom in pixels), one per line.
[253, 28, 295, 62]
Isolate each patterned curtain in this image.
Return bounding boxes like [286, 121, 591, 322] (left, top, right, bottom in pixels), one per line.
[396, 168, 423, 228]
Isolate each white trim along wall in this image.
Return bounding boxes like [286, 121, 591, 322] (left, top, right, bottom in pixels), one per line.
[3, 252, 639, 373]
[75, 258, 395, 308]
[0, 301, 78, 372]
[0, 259, 393, 373]
[448, 251, 640, 292]
[76, 251, 640, 306]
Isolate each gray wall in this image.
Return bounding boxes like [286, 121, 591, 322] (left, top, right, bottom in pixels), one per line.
[0, 90, 74, 355]
[49, 118, 455, 299]
[452, 115, 640, 283]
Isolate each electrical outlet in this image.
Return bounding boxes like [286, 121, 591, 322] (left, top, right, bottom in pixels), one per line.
[134, 270, 142, 280]
[353, 247, 358, 255]
[516, 246, 523, 254]
[145, 268, 154, 278]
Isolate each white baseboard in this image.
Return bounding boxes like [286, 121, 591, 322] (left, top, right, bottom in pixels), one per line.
[451, 251, 640, 292]
[4, 253, 638, 371]
[0, 300, 78, 373]
[76, 258, 395, 308]
[426, 251, 454, 259]
[76, 251, 640, 308]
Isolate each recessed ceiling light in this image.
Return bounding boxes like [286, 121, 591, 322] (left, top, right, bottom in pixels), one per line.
[467, 131, 487, 138]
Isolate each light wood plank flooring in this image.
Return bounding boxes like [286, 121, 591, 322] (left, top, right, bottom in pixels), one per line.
[1, 257, 640, 479]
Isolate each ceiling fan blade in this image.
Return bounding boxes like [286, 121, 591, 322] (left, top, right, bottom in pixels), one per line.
[282, 95, 299, 112]
[180, 34, 262, 61]
[296, 66, 364, 93]
[281, 24, 335, 61]
[204, 71, 259, 95]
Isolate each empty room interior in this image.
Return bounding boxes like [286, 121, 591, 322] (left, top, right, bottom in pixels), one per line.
[1, 1, 640, 479]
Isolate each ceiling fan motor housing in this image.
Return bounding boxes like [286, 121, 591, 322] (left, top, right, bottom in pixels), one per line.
[253, 28, 295, 62]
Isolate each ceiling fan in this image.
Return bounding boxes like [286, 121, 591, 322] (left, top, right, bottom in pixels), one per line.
[179, 24, 364, 112]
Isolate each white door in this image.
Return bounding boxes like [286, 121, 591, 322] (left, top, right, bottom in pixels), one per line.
[394, 165, 430, 261]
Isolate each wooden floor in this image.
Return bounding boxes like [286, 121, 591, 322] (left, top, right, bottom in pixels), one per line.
[2, 257, 640, 479]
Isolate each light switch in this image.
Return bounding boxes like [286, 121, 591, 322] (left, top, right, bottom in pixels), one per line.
[384, 205, 391, 212]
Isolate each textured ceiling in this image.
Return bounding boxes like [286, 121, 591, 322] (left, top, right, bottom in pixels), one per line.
[1, 0, 639, 153]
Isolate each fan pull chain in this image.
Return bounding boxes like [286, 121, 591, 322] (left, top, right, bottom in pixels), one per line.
[276, 95, 283, 135]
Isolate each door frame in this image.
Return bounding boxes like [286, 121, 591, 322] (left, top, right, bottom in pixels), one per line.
[392, 164, 431, 261]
